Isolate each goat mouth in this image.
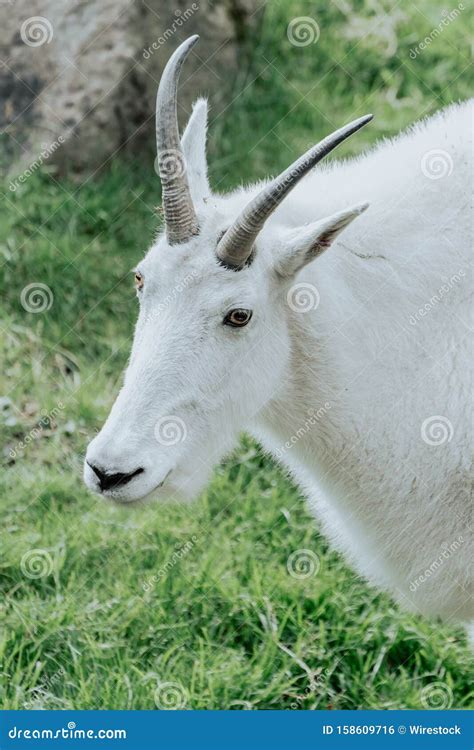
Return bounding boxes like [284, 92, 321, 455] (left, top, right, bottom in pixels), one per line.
[103, 468, 173, 504]
[151, 468, 173, 493]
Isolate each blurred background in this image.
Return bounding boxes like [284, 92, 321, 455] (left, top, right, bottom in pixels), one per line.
[1, 0, 472, 710]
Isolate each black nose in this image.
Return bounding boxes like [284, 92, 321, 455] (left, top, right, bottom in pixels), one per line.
[87, 463, 144, 492]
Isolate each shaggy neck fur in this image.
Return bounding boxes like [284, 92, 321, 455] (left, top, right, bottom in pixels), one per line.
[252, 102, 472, 625]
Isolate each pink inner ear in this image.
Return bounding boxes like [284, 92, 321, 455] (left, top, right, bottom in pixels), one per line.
[318, 237, 333, 248]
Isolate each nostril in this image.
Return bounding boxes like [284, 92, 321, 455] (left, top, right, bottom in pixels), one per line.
[87, 462, 144, 492]
[88, 462, 107, 483]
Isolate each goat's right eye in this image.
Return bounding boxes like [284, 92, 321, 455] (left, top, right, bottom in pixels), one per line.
[223, 308, 253, 327]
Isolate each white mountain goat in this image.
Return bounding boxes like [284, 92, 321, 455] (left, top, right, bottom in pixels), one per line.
[85, 36, 472, 631]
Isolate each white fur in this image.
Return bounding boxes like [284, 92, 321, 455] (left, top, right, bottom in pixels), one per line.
[85, 98, 473, 629]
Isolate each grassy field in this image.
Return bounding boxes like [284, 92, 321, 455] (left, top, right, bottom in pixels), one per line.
[1, 0, 473, 710]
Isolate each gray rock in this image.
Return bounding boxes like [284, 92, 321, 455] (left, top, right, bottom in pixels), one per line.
[1, 0, 261, 179]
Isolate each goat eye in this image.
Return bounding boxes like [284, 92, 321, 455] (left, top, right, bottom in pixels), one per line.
[223, 308, 253, 327]
[134, 271, 144, 291]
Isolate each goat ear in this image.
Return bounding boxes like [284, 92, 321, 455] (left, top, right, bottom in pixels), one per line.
[181, 97, 211, 205]
[275, 203, 369, 277]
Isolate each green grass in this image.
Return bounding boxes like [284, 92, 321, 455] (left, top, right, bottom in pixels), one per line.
[1, 0, 472, 710]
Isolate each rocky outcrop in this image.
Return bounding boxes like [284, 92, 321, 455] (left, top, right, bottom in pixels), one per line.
[0, 0, 261, 178]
